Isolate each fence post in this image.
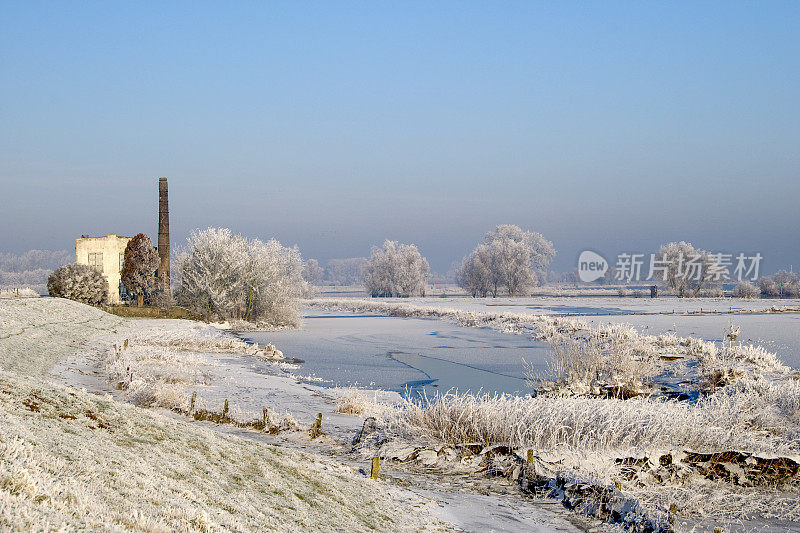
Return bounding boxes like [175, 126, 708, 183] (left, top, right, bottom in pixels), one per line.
[371, 457, 380, 480]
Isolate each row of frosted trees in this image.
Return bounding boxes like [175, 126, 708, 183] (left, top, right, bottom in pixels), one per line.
[51, 224, 784, 325]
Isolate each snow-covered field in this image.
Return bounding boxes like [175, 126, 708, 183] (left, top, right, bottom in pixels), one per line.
[360, 295, 800, 316]
[5, 295, 800, 531]
[0, 297, 453, 531]
[0, 297, 124, 376]
[0, 369, 446, 531]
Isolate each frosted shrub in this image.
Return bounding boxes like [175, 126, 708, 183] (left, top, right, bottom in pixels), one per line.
[363, 240, 430, 297]
[759, 270, 800, 298]
[537, 334, 660, 397]
[733, 281, 760, 299]
[175, 227, 307, 326]
[47, 263, 108, 305]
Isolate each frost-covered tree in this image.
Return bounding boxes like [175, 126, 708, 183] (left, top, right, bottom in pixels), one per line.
[759, 270, 800, 298]
[733, 281, 760, 299]
[457, 245, 493, 297]
[302, 258, 324, 286]
[325, 258, 367, 286]
[175, 227, 307, 325]
[652, 242, 721, 297]
[121, 233, 160, 304]
[47, 263, 108, 305]
[363, 240, 430, 297]
[458, 224, 555, 297]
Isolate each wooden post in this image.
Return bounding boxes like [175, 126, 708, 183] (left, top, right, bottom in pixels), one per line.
[310, 413, 323, 438]
[189, 391, 196, 413]
[527, 449, 533, 464]
[222, 399, 229, 421]
[137, 294, 144, 307]
[371, 457, 380, 480]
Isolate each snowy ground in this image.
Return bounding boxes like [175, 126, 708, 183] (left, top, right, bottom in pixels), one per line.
[0, 298, 452, 531]
[6, 295, 799, 531]
[0, 297, 584, 532]
[0, 368, 446, 531]
[370, 295, 800, 316]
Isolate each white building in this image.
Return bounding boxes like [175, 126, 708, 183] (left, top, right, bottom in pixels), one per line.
[75, 234, 131, 304]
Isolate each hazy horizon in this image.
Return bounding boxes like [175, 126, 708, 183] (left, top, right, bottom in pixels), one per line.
[2, 2, 798, 275]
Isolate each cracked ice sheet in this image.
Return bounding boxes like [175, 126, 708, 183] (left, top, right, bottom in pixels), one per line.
[246, 311, 551, 397]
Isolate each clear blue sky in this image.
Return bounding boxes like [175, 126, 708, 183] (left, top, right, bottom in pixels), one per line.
[1, 1, 798, 274]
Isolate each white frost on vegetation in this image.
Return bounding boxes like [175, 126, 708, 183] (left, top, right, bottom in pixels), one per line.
[311, 298, 800, 528]
[0, 370, 445, 532]
[99, 323, 286, 423]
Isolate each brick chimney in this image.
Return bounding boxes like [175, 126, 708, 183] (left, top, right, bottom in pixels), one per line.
[158, 177, 170, 295]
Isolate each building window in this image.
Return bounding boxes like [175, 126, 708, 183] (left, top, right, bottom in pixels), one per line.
[119, 253, 125, 272]
[88, 252, 103, 271]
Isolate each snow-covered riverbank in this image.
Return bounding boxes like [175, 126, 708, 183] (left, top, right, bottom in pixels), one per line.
[0, 298, 450, 531]
[0, 297, 584, 532]
[6, 296, 799, 532]
[303, 297, 800, 531]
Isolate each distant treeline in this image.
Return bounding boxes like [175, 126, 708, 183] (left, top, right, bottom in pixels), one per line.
[0, 250, 71, 290]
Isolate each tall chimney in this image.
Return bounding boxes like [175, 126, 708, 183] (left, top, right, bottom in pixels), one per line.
[158, 177, 170, 295]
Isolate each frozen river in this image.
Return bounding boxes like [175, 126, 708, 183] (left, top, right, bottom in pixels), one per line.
[246, 310, 550, 397]
[247, 298, 800, 397]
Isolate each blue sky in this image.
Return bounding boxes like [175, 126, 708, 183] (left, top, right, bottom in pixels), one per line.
[1, 1, 798, 274]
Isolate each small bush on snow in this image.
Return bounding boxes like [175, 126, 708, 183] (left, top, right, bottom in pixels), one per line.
[47, 263, 107, 305]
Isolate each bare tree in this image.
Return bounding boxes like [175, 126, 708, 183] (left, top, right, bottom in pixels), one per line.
[363, 240, 430, 297]
[121, 233, 160, 305]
